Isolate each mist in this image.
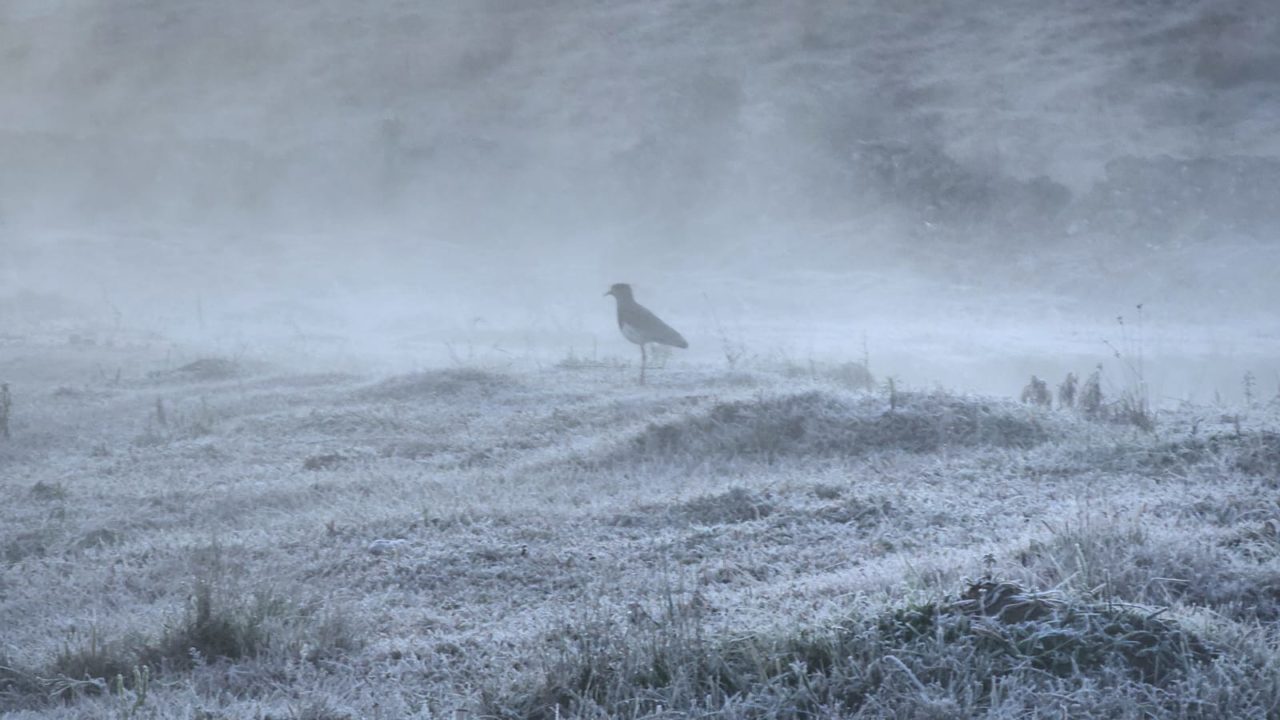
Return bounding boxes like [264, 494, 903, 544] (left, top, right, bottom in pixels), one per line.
[8, 4, 1280, 717]
[2, 0, 1279, 397]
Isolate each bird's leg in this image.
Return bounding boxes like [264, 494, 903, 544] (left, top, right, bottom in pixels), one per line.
[639, 343, 647, 385]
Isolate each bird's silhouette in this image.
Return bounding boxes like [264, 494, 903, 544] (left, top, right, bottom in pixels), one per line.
[604, 283, 687, 384]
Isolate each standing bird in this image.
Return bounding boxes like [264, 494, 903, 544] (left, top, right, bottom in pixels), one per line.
[604, 283, 688, 384]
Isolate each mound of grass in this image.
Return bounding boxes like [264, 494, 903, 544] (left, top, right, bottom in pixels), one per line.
[303, 451, 353, 471]
[1136, 430, 1280, 477]
[76, 526, 126, 549]
[29, 479, 66, 500]
[613, 390, 1048, 464]
[491, 580, 1222, 720]
[148, 357, 246, 383]
[883, 580, 1214, 687]
[677, 487, 774, 525]
[360, 368, 520, 402]
[811, 494, 895, 528]
[614, 487, 775, 528]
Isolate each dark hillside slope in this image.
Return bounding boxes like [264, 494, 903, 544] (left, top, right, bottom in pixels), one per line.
[2, 0, 1278, 238]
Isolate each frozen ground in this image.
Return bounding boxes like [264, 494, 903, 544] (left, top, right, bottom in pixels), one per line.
[1, 332, 1278, 718]
[2, 0, 1279, 716]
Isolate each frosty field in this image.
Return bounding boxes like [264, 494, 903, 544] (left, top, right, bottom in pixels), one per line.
[3, 0, 1280, 715]
[2, 332, 1278, 719]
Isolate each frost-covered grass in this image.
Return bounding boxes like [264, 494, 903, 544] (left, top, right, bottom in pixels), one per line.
[1, 342, 1279, 718]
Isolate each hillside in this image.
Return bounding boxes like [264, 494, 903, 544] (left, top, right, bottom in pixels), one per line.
[3, 0, 1278, 241]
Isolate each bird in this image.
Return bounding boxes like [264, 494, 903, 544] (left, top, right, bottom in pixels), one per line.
[604, 283, 687, 384]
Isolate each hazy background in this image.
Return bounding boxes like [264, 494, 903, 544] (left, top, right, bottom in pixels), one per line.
[1, 0, 1278, 397]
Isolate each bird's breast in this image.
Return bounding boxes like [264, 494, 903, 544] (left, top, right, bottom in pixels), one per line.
[619, 321, 648, 345]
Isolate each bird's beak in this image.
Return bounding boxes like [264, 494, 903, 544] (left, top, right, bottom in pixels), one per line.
[603, 289, 613, 297]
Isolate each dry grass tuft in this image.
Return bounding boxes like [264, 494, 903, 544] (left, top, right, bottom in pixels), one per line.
[27, 578, 363, 707]
[0, 651, 43, 711]
[46, 627, 140, 700]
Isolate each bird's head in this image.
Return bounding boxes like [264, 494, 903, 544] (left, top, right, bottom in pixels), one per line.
[604, 283, 633, 300]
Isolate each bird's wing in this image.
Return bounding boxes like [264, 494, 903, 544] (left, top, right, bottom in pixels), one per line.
[625, 303, 688, 349]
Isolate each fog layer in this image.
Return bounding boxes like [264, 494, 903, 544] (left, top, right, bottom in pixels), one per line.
[2, 0, 1278, 395]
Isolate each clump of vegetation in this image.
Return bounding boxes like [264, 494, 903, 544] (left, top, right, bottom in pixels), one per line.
[147, 577, 359, 673]
[43, 583, 262, 700]
[3, 527, 58, 564]
[33, 579, 361, 706]
[29, 479, 66, 500]
[811, 494, 895, 528]
[675, 487, 774, 525]
[1232, 430, 1280, 476]
[1080, 366, 1104, 418]
[45, 627, 138, 700]
[897, 580, 1214, 685]
[1057, 372, 1077, 409]
[0, 650, 43, 711]
[611, 488, 776, 528]
[360, 368, 519, 401]
[1020, 375, 1051, 407]
[1039, 364, 1151, 429]
[1223, 518, 1280, 564]
[1124, 430, 1280, 479]
[1105, 308, 1155, 430]
[76, 526, 125, 549]
[157, 581, 265, 668]
[149, 358, 245, 383]
[612, 390, 1049, 464]
[490, 579, 1220, 719]
[303, 451, 351, 471]
[1025, 364, 1149, 429]
[1114, 392, 1155, 431]
[1025, 515, 1280, 622]
[177, 358, 242, 380]
[131, 395, 220, 445]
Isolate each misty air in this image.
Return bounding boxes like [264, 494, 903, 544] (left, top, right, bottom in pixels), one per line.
[1, 2, 1279, 718]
